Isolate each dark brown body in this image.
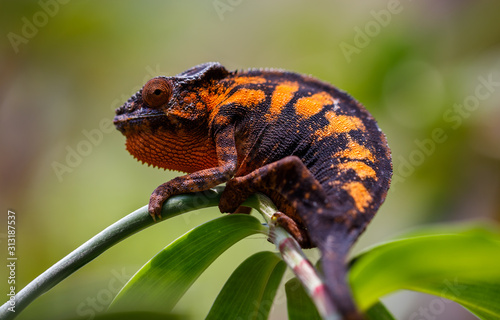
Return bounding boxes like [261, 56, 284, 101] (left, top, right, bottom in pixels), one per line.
[114, 62, 392, 319]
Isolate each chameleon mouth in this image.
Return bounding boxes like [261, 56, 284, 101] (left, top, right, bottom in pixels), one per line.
[113, 114, 139, 134]
[113, 111, 165, 135]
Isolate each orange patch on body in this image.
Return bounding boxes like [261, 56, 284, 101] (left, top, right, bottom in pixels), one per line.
[337, 161, 377, 180]
[335, 139, 374, 162]
[294, 92, 333, 118]
[201, 76, 266, 112]
[222, 88, 266, 107]
[231, 76, 267, 86]
[207, 88, 266, 124]
[267, 81, 300, 120]
[342, 181, 372, 212]
[315, 111, 366, 139]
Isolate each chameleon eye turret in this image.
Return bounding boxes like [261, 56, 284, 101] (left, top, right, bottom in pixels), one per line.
[142, 77, 172, 108]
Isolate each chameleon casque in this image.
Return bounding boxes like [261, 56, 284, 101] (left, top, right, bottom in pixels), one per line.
[114, 62, 392, 319]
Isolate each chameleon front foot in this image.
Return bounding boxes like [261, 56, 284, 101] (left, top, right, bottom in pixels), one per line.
[148, 183, 173, 221]
[148, 197, 163, 221]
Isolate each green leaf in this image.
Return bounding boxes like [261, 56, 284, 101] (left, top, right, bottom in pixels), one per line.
[365, 302, 396, 320]
[285, 278, 322, 320]
[417, 279, 500, 320]
[206, 251, 286, 320]
[0, 188, 226, 320]
[285, 278, 395, 320]
[92, 311, 182, 320]
[109, 214, 267, 313]
[349, 224, 500, 319]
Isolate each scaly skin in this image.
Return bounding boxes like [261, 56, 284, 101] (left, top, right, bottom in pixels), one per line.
[114, 62, 392, 319]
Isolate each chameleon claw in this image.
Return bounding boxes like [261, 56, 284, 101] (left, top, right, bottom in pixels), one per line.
[148, 209, 162, 222]
[148, 198, 164, 222]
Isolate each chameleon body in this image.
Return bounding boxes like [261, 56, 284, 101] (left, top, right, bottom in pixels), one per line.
[114, 62, 392, 319]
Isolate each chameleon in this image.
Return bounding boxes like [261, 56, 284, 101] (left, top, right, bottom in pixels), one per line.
[114, 62, 392, 319]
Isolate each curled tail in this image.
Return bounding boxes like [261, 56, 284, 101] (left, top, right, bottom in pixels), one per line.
[307, 211, 366, 320]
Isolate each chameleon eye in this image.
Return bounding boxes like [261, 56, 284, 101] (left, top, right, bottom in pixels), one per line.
[142, 78, 173, 108]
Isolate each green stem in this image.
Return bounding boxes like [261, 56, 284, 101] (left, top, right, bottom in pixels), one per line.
[249, 193, 340, 320]
[0, 188, 333, 320]
[0, 187, 224, 320]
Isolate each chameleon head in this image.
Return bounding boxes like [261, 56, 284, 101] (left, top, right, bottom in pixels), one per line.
[114, 76, 178, 135]
[114, 62, 229, 137]
[113, 68, 220, 171]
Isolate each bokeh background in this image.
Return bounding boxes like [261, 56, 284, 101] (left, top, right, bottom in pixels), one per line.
[1, 1, 499, 319]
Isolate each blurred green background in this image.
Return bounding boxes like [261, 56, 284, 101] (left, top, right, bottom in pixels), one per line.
[1, 1, 499, 319]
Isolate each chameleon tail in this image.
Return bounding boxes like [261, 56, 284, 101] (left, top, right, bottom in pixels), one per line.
[309, 220, 364, 320]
